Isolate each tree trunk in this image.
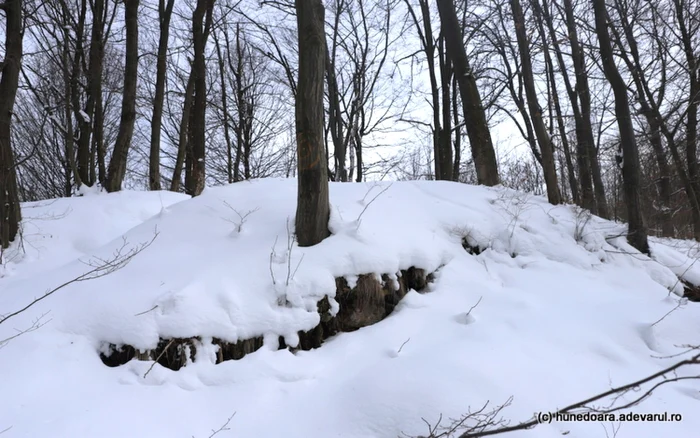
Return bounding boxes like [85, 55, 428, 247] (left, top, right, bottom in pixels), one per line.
[185, 0, 214, 196]
[531, 0, 578, 204]
[0, 0, 23, 249]
[88, 0, 106, 187]
[511, 0, 561, 204]
[105, 0, 139, 192]
[607, 6, 675, 237]
[214, 28, 233, 184]
[436, 0, 499, 186]
[149, 0, 175, 190]
[452, 74, 461, 180]
[438, 36, 454, 181]
[592, 0, 648, 253]
[171, 73, 195, 192]
[541, 0, 596, 212]
[70, 0, 92, 186]
[325, 40, 346, 182]
[295, 0, 330, 247]
[562, 0, 608, 216]
[673, 0, 700, 240]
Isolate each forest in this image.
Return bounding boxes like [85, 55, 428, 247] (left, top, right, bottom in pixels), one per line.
[0, 0, 699, 251]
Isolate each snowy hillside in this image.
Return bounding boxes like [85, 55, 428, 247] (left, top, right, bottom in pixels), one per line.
[1, 179, 699, 438]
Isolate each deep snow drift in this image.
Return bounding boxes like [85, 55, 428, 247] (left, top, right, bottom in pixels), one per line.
[1, 179, 699, 438]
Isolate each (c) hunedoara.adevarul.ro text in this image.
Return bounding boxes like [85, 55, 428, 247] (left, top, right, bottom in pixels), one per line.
[536, 411, 683, 423]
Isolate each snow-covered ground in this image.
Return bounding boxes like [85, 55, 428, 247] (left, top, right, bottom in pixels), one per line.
[1, 179, 698, 438]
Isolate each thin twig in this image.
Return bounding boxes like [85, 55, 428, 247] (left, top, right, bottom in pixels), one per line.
[143, 339, 175, 379]
[134, 305, 159, 317]
[397, 338, 411, 354]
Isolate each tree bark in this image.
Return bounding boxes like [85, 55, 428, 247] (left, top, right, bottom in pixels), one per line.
[105, 0, 139, 192]
[510, 0, 561, 204]
[185, 0, 214, 196]
[295, 0, 330, 246]
[592, 0, 648, 253]
[0, 0, 23, 248]
[87, 0, 106, 187]
[170, 73, 195, 192]
[149, 0, 175, 190]
[438, 36, 454, 181]
[436, 0, 499, 186]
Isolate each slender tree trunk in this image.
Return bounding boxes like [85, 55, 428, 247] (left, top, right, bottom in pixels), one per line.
[185, 0, 213, 196]
[532, 0, 578, 203]
[592, 0, 648, 253]
[0, 0, 23, 249]
[105, 0, 139, 192]
[648, 118, 674, 236]
[438, 36, 454, 181]
[69, 0, 92, 186]
[61, 35, 81, 191]
[511, 0, 561, 204]
[149, 0, 175, 190]
[95, 92, 106, 186]
[561, 0, 608, 216]
[541, 0, 595, 212]
[436, 0, 499, 186]
[673, 0, 700, 240]
[88, 0, 106, 187]
[214, 28, 233, 184]
[295, 0, 330, 246]
[325, 41, 346, 182]
[452, 74, 461, 180]
[418, 0, 442, 179]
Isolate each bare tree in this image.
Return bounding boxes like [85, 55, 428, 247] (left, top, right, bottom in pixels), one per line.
[509, 0, 561, 204]
[185, 0, 215, 196]
[592, 0, 648, 254]
[0, 0, 23, 248]
[148, 0, 176, 190]
[295, 0, 330, 246]
[105, 0, 140, 192]
[436, 0, 500, 186]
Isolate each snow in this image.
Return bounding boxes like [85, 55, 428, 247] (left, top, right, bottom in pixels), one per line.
[1, 179, 699, 438]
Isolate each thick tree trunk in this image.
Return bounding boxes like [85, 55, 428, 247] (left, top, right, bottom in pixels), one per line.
[149, 0, 175, 190]
[105, 0, 139, 192]
[511, 0, 561, 204]
[436, 0, 499, 186]
[295, 0, 330, 246]
[0, 0, 22, 249]
[592, 0, 648, 253]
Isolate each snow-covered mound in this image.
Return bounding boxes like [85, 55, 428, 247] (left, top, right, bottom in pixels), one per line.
[1, 179, 699, 438]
